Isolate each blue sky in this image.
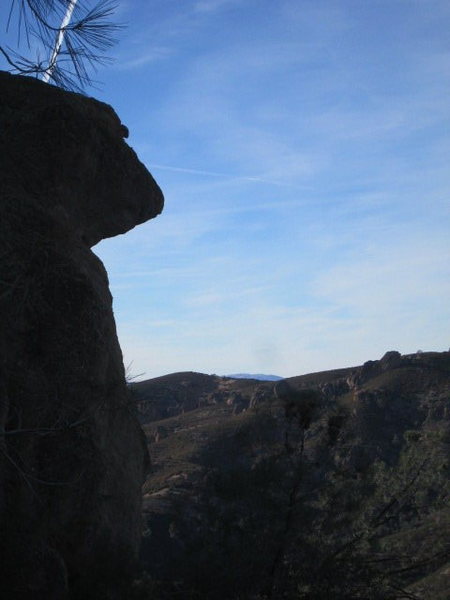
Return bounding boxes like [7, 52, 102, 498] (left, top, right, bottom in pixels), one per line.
[2, 0, 450, 379]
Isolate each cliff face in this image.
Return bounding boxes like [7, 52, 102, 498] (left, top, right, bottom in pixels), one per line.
[0, 72, 163, 599]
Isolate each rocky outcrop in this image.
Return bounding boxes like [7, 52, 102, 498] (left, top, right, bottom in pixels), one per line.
[0, 72, 163, 599]
[0, 71, 162, 246]
[132, 372, 259, 423]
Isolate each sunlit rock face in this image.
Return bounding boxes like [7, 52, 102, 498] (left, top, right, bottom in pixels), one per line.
[0, 71, 163, 599]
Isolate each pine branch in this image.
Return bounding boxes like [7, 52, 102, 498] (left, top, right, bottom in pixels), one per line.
[3, 0, 123, 91]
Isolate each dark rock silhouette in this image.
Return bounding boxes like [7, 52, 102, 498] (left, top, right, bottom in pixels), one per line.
[0, 72, 163, 599]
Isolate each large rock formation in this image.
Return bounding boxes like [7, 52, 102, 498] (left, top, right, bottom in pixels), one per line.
[0, 72, 163, 599]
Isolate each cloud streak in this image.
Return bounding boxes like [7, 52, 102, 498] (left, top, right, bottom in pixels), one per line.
[147, 162, 303, 188]
[92, 0, 450, 380]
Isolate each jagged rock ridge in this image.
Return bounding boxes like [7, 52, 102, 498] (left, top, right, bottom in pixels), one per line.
[0, 71, 163, 600]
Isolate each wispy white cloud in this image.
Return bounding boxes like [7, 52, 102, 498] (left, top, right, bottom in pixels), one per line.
[119, 46, 172, 69]
[94, 0, 450, 380]
[194, 0, 241, 13]
[147, 162, 305, 188]
[101, 195, 450, 380]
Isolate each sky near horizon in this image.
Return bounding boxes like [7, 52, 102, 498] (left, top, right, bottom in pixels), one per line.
[2, 0, 450, 379]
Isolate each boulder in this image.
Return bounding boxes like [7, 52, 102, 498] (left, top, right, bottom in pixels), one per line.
[0, 71, 163, 247]
[0, 72, 163, 599]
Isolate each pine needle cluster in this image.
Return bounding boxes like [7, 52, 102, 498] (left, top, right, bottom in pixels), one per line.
[1, 0, 122, 92]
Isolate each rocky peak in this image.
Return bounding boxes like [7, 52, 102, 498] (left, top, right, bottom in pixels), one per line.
[0, 71, 163, 247]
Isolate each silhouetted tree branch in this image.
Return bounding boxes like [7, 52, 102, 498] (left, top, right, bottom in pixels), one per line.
[2, 0, 123, 91]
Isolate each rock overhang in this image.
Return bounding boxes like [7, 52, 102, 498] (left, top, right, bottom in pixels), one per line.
[0, 70, 164, 247]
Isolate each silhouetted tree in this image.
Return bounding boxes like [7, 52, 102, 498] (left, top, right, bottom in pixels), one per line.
[1, 0, 122, 91]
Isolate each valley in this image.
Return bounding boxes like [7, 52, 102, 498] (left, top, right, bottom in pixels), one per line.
[130, 350, 450, 599]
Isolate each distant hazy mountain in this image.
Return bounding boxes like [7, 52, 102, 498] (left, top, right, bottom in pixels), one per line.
[226, 373, 283, 381]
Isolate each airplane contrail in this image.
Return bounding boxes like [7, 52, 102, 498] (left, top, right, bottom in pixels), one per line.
[148, 164, 236, 178]
[148, 163, 296, 188]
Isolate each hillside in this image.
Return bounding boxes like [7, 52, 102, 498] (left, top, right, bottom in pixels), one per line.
[131, 350, 450, 599]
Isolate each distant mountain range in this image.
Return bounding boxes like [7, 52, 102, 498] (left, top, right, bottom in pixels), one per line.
[226, 373, 283, 381]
